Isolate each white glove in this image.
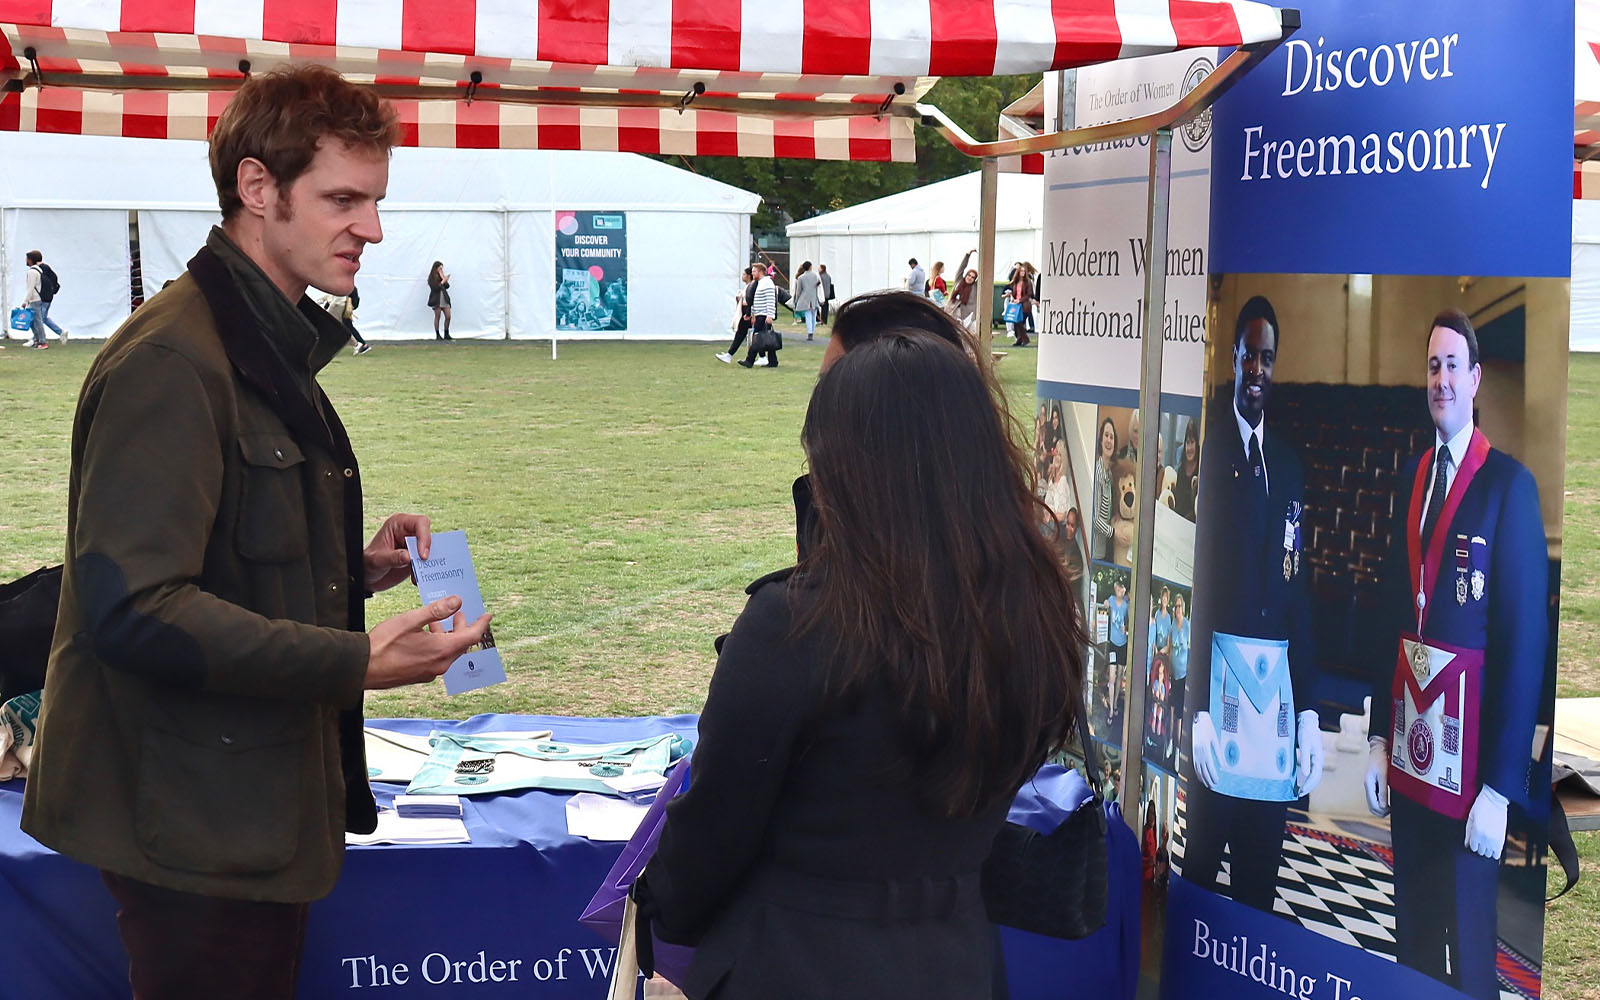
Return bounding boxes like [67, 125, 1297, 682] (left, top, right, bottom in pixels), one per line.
[1364, 739, 1390, 817]
[1465, 785, 1509, 860]
[1191, 711, 1221, 789]
[1295, 710, 1324, 796]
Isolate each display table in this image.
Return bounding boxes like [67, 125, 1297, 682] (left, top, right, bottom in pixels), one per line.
[0, 713, 1131, 999]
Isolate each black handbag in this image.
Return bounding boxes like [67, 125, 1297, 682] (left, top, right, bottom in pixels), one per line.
[0, 565, 62, 702]
[752, 326, 780, 352]
[980, 712, 1109, 940]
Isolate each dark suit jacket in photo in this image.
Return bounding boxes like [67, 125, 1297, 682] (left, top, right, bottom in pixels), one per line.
[1186, 413, 1317, 771]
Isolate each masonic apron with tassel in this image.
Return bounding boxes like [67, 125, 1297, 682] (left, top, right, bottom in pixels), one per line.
[1389, 429, 1491, 821]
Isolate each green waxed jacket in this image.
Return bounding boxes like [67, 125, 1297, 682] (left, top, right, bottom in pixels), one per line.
[22, 239, 378, 903]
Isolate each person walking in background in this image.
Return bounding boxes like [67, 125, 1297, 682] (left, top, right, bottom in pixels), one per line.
[321, 286, 371, 355]
[31, 251, 68, 344]
[427, 260, 452, 340]
[929, 261, 948, 305]
[793, 260, 822, 342]
[716, 266, 754, 364]
[906, 258, 927, 297]
[817, 264, 835, 325]
[739, 262, 779, 369]
[1006, 262, 1034, 347]
[945, 249, 979, 333]
[19, 250, 50, 349]
[1023, 263, 1039, 341]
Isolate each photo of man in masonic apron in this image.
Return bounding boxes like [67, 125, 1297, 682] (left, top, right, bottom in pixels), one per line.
[1182, 296, 1323, 914]
[1365, 311, 1547, 1000]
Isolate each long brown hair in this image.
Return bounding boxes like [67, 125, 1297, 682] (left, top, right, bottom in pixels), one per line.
[797, 329, 1086, 818]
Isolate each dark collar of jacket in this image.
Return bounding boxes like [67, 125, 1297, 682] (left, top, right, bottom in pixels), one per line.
[793, 474, 818, 561]
[188, 240, 357, 470]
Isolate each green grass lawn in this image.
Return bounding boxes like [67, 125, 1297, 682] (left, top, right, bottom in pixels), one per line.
[0, 322, 1041, 722]
[2, 331, 1595, 996]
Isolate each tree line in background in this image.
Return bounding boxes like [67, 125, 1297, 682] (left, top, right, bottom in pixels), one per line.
[653, 74, 1041, 243]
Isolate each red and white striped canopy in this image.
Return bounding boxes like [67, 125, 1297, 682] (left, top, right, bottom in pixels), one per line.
[0, 0, 1290, 159]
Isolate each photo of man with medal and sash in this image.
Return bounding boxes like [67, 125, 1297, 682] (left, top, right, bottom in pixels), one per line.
[1364, 309, 1549, 1000]
[1179, 295, 1324, 914]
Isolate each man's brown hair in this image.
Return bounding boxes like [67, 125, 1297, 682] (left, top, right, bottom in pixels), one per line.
[209, 64, 400, 221]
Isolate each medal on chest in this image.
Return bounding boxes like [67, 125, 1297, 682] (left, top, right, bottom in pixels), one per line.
[1410, 641, 1431, 683]
[1282, 502, 1302, 582]
[1455, 537, 1469, 606]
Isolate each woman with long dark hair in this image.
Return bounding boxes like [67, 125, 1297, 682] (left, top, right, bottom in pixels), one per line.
[426, 260, 452, 340]
[1091, 416, 1119, 561]
[638, 327, 1086, 999]
[1173, 418, 1200, 520]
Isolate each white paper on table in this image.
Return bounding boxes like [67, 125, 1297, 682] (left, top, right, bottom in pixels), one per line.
[346, 809, 471, 846]
[602, 771, 669, 795]
[565, 792, 651, 842]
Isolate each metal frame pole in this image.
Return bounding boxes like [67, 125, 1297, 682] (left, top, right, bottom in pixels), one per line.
[976, 156, 998, 360]
[1117, 128, 1173, 820]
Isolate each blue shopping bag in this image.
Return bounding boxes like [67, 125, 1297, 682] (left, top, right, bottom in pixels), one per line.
[9, 307, 34, 332]
[1002, 301, 1024, 324]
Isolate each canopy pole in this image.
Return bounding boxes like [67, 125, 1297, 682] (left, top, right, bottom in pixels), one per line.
[976, 156, 998, 361]
[1118, 127, 1172, 823]
[502, 210, 512, 341]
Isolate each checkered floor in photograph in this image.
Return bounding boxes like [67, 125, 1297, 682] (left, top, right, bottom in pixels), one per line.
[1169, 797, 1537, 1000]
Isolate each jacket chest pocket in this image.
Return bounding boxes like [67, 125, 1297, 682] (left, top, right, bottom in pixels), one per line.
[236, 433, 311, 562]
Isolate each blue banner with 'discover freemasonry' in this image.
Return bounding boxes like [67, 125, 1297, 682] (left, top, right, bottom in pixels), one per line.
[1209, 0, 1572, 277]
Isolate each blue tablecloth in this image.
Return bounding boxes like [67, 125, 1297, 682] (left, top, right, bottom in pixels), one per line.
[0, 713, 1133, 999]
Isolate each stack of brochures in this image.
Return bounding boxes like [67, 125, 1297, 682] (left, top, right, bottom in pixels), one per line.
[346, 806, 470, 847]
[394, 794, 463, 819]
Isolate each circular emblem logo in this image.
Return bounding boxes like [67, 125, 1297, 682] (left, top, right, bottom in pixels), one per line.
[1255, 654, 1268, 679]
[1407, 719, 1435, 774]
[1179, 57, 1215, 154]
[1274, 747, 1289, 774]
[1224, 740, 1240, 767]
[457, 774, 488, 785]
[590, 763, 624, 778]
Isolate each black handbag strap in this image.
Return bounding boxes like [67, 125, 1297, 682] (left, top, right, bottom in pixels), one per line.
[1547, 794, 1582, 902]
[1074, 704, 1104, 804]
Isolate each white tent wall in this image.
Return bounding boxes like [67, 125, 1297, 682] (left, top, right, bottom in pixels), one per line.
[1576, 199, 1600, 352]
[507, 211, 559, 342]
[2, 209, 131, 341]
[787, 172, 1045, 301]
[138, 210, 222, 291]
[0, 134, 758, 341]
[357, 209, 508, 339]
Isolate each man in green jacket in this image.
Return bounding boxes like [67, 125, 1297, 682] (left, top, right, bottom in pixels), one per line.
[22, 64, 492, 998]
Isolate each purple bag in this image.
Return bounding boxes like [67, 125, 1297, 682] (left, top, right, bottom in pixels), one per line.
[579, 758, 695, 988]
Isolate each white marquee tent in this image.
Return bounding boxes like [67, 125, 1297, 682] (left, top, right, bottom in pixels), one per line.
[1574, 200, 1600, 351]
[0, 132, 759, 343]
[785, 171, 1043, 302]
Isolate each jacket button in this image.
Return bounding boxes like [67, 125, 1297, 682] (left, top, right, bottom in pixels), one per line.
[325, 469, 334, 479]
[343, 468, 354, 478]
[274, 449, 284, 461]
[220, 735, 234, 746]
[329, 582, 340, 594]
